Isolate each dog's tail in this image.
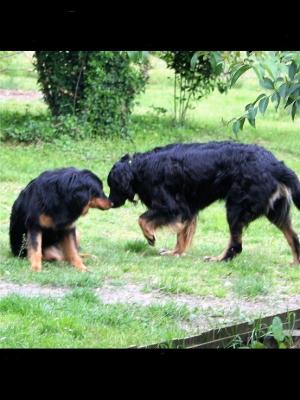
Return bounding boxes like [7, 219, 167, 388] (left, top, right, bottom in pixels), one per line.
[292, 180, 300, 211]
[9, 197, 27, 257]
[274, 163, 300, 211]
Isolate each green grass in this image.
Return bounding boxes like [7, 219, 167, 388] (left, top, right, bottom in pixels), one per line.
[0, 291, 190, 348]
[0, 51, 38, 90]
[0, 54, 300, 347]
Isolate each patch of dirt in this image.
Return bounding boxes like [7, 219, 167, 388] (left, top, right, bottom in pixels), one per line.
[0, 89, 43, 101]
[1, 279, 300, 334]
[96, 283, 300, 333]
[0, 281, 70, 298]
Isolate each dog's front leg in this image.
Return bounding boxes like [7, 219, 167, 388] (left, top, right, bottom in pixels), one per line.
[138, 211, 157, 246]
[27, 229, 42, 272]
[61, 228, 88, 272]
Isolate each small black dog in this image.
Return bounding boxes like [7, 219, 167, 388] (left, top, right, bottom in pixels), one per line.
[10, 167, 111, 272]
[108, 141, 300, 263]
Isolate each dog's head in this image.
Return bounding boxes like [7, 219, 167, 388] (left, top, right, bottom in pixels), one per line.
[79, 169, 112, 211]
[107, 154, 135, 208]
[58, 168, 112, 213]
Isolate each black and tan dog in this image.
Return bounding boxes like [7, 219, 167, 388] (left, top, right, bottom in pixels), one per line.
[9, 167, 111, 272]
[107, 141, 300, 263]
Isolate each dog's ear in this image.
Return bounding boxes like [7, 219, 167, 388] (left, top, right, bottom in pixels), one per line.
[119, 164, 135, 201]
[120, 154, 131, 162]
[70, 187, 90, 210]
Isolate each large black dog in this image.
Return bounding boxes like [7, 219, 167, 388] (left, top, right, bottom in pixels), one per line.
[108, 141, 300, 263]
[10, 167, 111, 272]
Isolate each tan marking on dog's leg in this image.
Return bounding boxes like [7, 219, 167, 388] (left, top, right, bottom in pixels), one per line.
[280, 220, 300, 265]
[138, 216, 156, 246]
[160, 217, 197, 256]
[62, 231, 87, 272]
[28, 231, 42, 272]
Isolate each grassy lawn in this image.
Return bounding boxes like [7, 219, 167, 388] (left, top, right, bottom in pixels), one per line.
[0, 53, 300, 348]
[0, 291, 190, 348]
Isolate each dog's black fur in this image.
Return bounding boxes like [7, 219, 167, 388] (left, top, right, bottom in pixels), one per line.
[10, 167, 111, 271]
[108, 141, 300, 262]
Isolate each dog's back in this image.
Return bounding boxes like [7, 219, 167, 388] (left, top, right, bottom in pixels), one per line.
[133, 141, 300, 204]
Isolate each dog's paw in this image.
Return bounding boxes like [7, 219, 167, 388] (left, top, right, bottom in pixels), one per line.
[160, 249, 186, 257]
[146, 236, 156, 246]
[31, 264, 42, 272]
[75, 264, 89, 272]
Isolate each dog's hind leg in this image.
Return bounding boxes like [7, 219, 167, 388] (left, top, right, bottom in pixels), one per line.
[27, 229, 43, 271]
[280, 220, 300, 264]
[204, 203, 246, 262]
[267, 198, 300, 264]
[160, 217, 197, 256]
[204, 230, 243, 262]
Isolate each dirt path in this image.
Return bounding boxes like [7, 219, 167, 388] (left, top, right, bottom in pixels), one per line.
[1, 280, 300, 333]
[0, 89, 42, 101]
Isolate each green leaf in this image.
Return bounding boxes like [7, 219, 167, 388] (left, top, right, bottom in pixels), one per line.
[214, 62, 223, 76]
[260, 77, 274, 90]
[248, 117, 256, 128]
[278, 83, 287, 98]
[253, 93, 266, 105]
[232, 119, 241, 135]
[231, 65, 252, 87]
[251, 341, 265, 349]
[292, 101, 297, 121]
[271, 91, 281, 110]
[284, 96, 295, 109]
[259, 96, 269, 114]
[287, 83, 300, 97]
[253, 65, 264, 81]
[288, 61, 298, 80]
[272, 316, 285, 343]
[247, 106, 257, 120]
[239, 117, 245, 130]
[191, 52, 200, 69]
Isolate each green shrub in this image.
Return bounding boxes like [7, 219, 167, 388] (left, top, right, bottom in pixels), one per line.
[34, 51, 89, 116]
[83, 51, 148, 137]
[33, 51, 148, 138]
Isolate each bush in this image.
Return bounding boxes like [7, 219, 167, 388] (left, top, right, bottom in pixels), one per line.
[1, 114, 95, 143]
[161, 51, 226, 124]
[34, 51, 89, 116]
[83, 51, 148, 137]
[33, 51, 148, 138]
